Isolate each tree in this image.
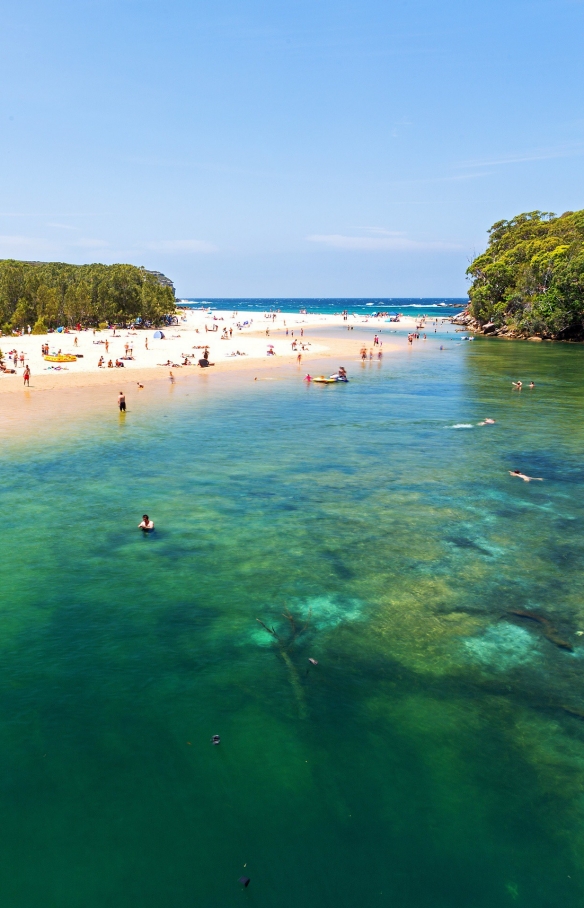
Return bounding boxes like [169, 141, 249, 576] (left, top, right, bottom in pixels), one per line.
[0, 260, 175, 330]
[467, 210, 584, 338]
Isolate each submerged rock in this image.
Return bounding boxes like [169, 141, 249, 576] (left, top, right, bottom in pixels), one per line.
[508, 610, 574, 652]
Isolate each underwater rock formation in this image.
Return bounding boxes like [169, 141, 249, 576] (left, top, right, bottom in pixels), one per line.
[507, 610, 574, 652]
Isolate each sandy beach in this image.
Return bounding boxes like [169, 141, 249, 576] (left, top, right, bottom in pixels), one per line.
[0, 308, 430, 394]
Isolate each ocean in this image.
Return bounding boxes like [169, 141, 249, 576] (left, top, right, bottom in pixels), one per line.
[179, 297, 467, 318]
[1, 327, 583, 907]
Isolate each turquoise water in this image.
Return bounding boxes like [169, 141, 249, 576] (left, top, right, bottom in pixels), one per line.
[2, 334, 584, 906]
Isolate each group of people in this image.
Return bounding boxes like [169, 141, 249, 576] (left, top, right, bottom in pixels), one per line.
[0, 349, 29, 383]
[98, 357, 126, 368]
[360, 346, 383, 361]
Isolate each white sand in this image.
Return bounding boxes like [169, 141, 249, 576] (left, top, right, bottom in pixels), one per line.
[0, 308, 437, 393]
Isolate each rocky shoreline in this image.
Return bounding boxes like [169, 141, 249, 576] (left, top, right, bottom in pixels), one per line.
[451, 309, 582, 342]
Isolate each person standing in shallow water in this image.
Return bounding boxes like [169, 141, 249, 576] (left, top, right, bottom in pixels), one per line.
[118, 391, 126, 412]
[23, 365, 30, 386]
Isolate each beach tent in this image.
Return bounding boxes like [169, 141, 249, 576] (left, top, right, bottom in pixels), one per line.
[153, 330, 165, 339]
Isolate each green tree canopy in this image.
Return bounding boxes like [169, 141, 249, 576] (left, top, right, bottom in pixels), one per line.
[0, 260, 175, 332]
[467, 210, 584, 338]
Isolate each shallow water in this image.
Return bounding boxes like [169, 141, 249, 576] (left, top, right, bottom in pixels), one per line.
[2, 333, 584, 907]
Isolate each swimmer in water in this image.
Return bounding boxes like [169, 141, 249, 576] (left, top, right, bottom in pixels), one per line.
[529, 381, 535, 388]
[138, 514, 155, 530]
[509, 470, 543, 482]
[211, 735, 220, 745]
[477, 418, 496, 425]
[512, 380, 523, 390]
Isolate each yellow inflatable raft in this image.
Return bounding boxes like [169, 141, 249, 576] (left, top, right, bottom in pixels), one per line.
[43, 354, 78, 363]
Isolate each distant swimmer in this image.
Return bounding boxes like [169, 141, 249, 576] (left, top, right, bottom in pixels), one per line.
[138, 514, 155, 531]
[211, 734, 220, 745]
[529, 381, 535, 389]
[304, 374, 312, 382]
[512, 380, 523, 390]
[477, 418, 496, 425]
[509, 470, 543, 482]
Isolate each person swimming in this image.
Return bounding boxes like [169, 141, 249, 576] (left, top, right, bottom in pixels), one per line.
[512, 380, 523, 389]
[509, 470, 543, 482]
[477, 418, 496, 425]
[138, 514, 155, 531]
[529, 381, 535, 388]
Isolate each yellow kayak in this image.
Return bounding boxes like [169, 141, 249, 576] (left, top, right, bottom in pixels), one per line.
[43, 354, 77, 363]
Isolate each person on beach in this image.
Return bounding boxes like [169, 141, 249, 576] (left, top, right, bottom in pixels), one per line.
[169, 371, 175, 384]
[297, 353, 302, 365]
[145, 338, 149, 350]
[509, 470, 543, 482]
[138, 515, 154, 531]
[23, 365, 30, 386]
[118, 391, 126, 412]
[74, 336, 78, 347]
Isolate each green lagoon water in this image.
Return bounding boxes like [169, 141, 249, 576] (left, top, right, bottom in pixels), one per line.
[2, 332, 584, 906]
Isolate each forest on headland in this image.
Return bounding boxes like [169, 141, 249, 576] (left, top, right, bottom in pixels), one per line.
[0, 260, 176, 333]
[466, 210, 584, 339]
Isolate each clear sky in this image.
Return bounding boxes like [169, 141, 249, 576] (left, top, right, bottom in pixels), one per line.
[1, 0, 582, 297]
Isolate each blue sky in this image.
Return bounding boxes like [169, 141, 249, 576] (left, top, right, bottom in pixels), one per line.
[1, 0, 582, 297]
